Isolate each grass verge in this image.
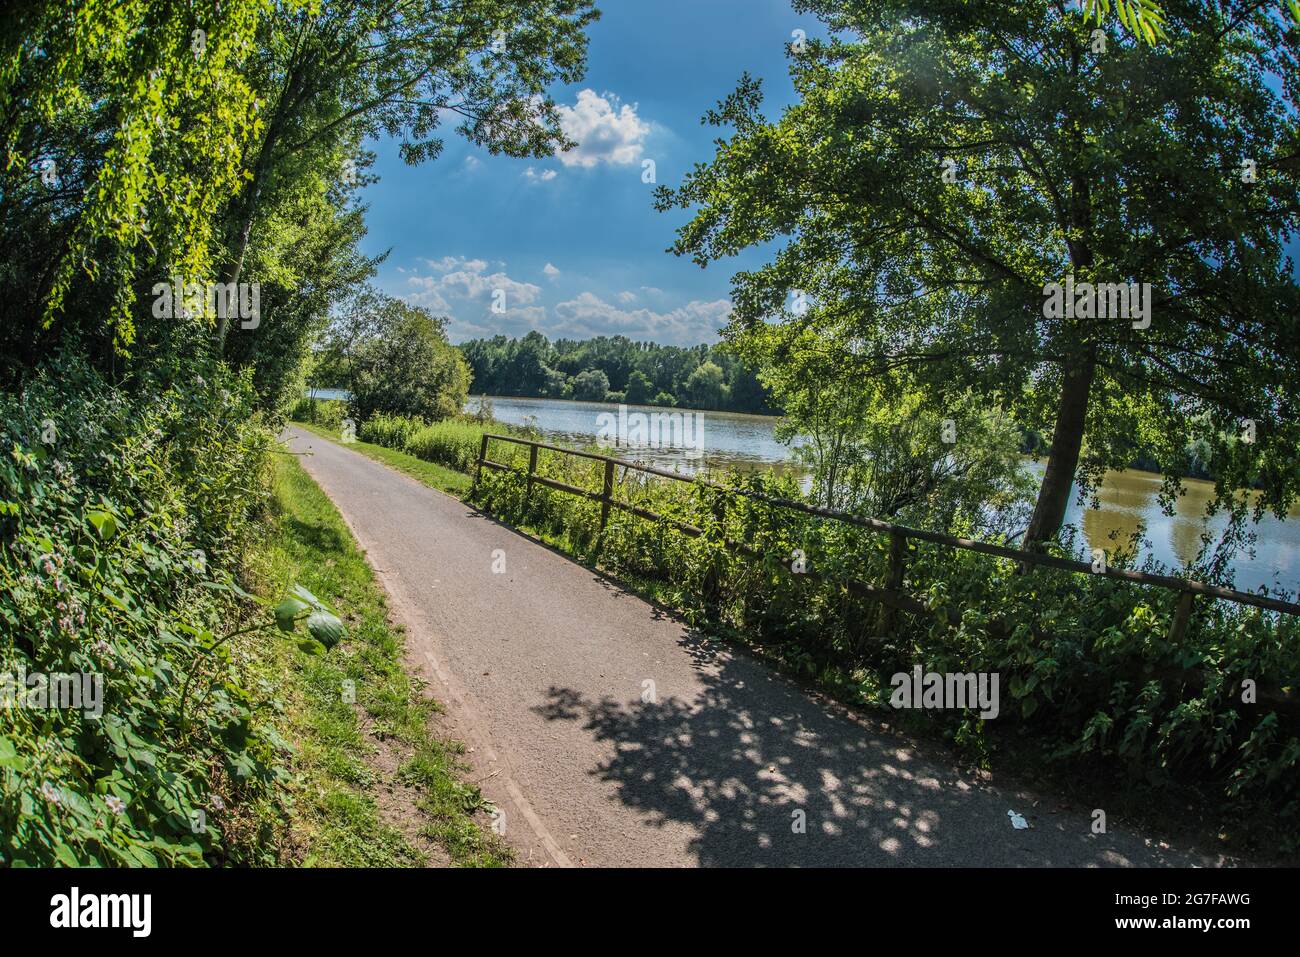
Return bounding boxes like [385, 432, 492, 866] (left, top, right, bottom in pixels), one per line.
[261, 449, 509, 867]
[293, 420, 471, 496]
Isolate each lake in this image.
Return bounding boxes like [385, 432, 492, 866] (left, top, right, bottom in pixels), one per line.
[474, 394, 1300, 597]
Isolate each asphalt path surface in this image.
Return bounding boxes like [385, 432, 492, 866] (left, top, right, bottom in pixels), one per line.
[285, 427, 1221, 868]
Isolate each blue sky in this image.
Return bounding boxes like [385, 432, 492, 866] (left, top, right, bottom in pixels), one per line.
[358, 0, 823, 345]
[356, 1, 1299, 346]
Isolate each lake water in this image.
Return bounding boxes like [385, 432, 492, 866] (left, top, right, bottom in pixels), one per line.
[475, 394, 1300, 596]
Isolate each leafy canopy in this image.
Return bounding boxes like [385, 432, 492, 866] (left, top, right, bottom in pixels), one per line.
[657, 0, 1300, 533]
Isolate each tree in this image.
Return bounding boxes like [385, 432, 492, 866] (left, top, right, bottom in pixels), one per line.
[684, 361, 728, 409]
[455, 333, 778, 413]
[328, 288, 469, 421]
[503, 331, 555, 395]
[657, 0, 1300, 545]
[0, 0, 287, 362]
[543, 367, 569, 397]
[624, 370, 654, 405]
[571, 368, 611, 401]
[214, 0, 599, 344]
[763, 331, 1031, 528]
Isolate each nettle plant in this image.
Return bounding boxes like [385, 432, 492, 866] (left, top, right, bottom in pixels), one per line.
[0, 357, 344, 866]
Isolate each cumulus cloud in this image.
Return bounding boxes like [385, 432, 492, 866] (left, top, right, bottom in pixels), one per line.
[522, 166, 558, 183]
[404, 256, 543, 338]
[400, 259, 729, 346]
[555, 90, 650, 168]
[550, 292, 731, 346]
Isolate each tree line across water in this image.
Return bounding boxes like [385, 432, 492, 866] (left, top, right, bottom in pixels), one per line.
[456, 332, 777, 414]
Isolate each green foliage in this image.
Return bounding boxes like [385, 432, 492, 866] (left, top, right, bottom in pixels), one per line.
[1081, 0, 1300, 45]
[780, 383, 1032, 533]
[683, 360, 728, 410]
[0, 356, 286, 866]
[358, 415, 491, 474]
[658, 0, 1300, 542]
[1081, 0, 1169, 44]
[317, 289, 470, 423]
[288, 398, 348, 434]
[571, 368, 611, 401]
[0, 0, 287, 351]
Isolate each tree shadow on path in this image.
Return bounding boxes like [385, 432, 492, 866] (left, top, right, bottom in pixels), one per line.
[532, 631, 1198, 868]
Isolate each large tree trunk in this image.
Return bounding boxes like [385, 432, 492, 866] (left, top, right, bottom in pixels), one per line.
[213, 150, 268, 349]
[1025, 356, 1096, 546]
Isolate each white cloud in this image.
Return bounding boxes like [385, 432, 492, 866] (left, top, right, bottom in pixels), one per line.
[463, 155, 481, 171]
[522, 166, 558, 183]
[400, 259, 729, 347]
[404, 256, 542, 332]
[555, 90, 650, 168]
[550, 292, 731, 346]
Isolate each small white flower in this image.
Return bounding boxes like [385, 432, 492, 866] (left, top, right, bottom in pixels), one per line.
[104, 795, 126, 815]
[40, 781, 61, 804]
[211, 795, 225, 811]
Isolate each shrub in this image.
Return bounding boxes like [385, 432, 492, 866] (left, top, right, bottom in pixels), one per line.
[358, 414, 489, 474]
[289, 397, 347, 434]
[0, 356, 286, 866]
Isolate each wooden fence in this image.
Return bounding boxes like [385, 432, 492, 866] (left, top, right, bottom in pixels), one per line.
[474, 433, 1300, 643]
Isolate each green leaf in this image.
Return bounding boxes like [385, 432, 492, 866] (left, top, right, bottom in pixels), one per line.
[87, 509, 119, 539]
[54, 843, 80, 867]
[305, 610, 345, 648]
[291, 584, 322, 609]
[0, 737, 25, 771]
[273, 597, 309, 632]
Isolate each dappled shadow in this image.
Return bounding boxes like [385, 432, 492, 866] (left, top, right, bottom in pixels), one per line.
[530, 631, 1201, 868]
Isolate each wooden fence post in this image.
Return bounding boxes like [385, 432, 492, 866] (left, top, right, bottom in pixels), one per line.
[1167, 590, 1195, 643]
[473, 433, 489, 491]
[525, 443, 539, 504]
[698, 488, 730, 611]
[877, 530, 908, 637]
[599, 458, 615, 530]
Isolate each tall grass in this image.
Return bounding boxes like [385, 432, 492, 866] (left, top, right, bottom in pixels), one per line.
[358, 414, 495, 473]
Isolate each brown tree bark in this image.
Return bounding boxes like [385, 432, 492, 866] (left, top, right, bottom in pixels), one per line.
[1025, 355, 1096, 546]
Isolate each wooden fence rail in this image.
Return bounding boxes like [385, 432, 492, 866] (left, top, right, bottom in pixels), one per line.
[473, 433, 1300, 643]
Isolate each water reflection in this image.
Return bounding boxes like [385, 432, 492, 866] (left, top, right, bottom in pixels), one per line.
[475, 395, 1299, 596]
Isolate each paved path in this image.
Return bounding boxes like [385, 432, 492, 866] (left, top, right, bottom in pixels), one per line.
[286, 427, 1222, 868]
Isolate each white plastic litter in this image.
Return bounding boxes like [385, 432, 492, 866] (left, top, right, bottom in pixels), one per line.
[1008, 810, 1029, 830]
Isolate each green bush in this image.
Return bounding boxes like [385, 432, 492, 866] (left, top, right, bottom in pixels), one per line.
[288, 397, 347, 434]
[0, 356, 286, 866]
